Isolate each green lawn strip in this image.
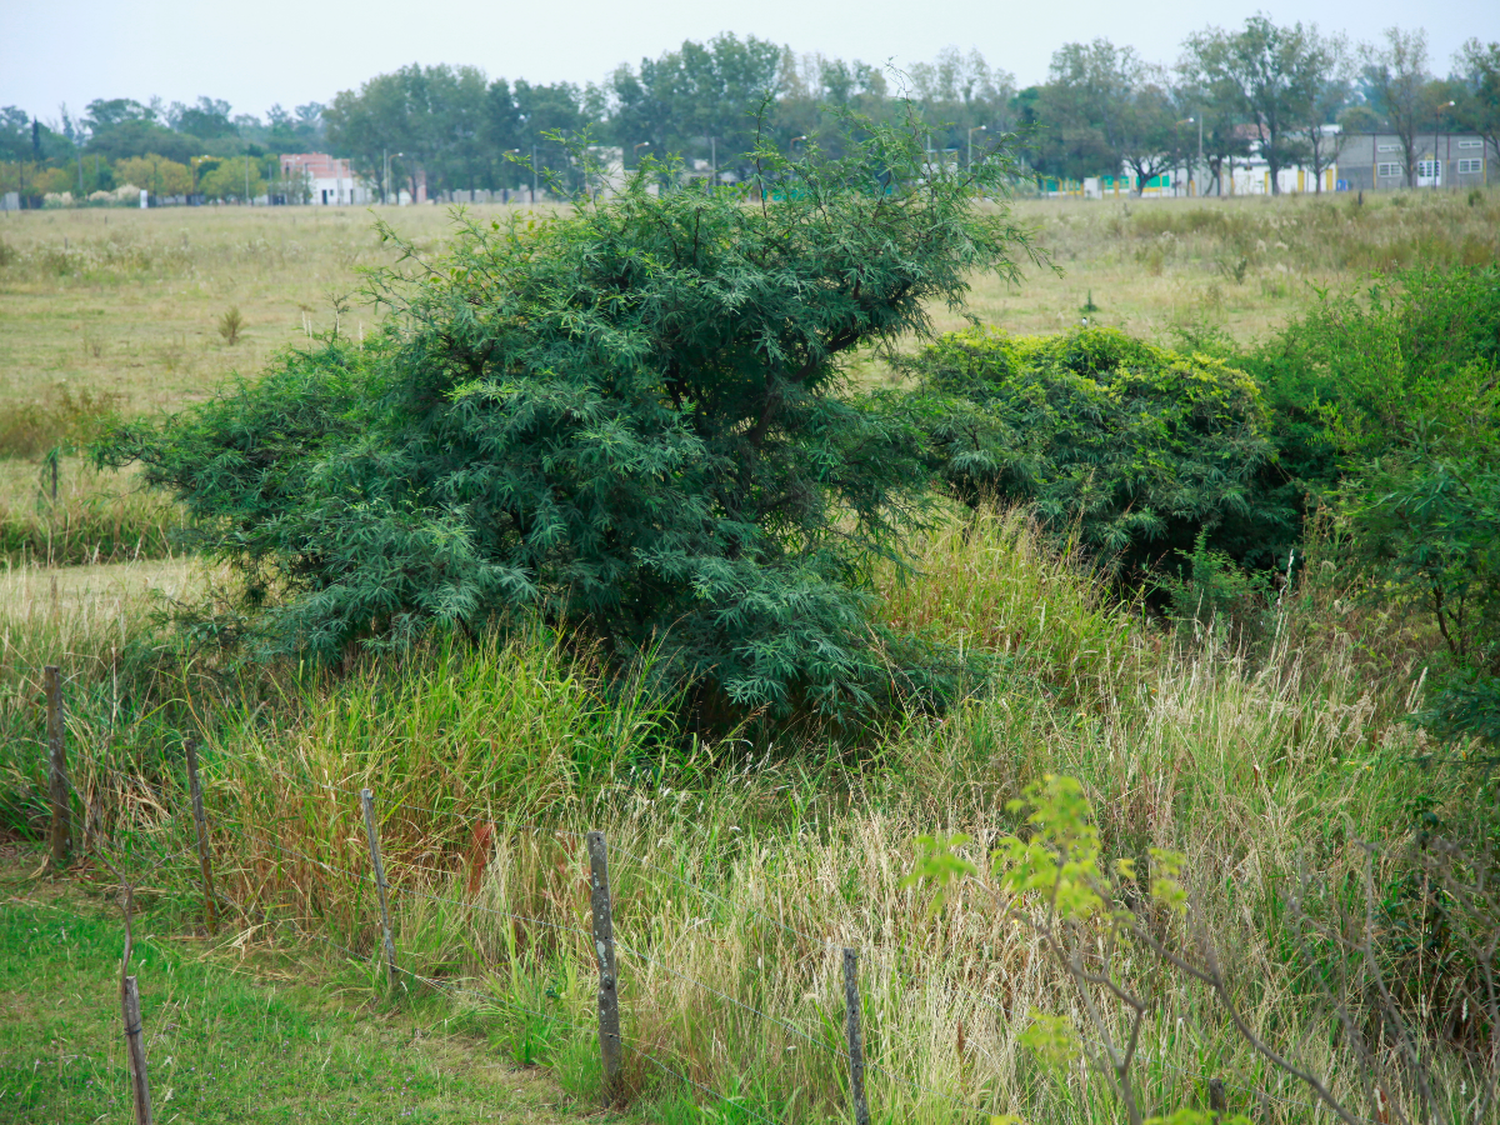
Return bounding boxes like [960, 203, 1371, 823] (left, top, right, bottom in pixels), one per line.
[0, 851, 583, 1124]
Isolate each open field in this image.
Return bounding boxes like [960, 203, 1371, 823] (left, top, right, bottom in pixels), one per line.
[3, 189, 1497, 418]
[3, 188, 1495, 551]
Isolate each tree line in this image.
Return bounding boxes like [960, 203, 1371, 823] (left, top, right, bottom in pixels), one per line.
[5, 22, 1499, 205]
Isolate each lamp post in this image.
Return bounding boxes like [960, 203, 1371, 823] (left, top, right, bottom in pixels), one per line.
[968, 125, 987, 172]
[790, 134, 807, 154]
[633, 141, 652, 167]
[1189, 115, 1203, 196]
[383, 150, 404, 204]
[1434, 100, 1456, 191]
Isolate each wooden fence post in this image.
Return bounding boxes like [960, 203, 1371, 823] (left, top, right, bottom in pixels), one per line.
[360, 788, 399, 988]
[184, 739, 217, 933]
[844, 948, 870, 1125]
[122, 973, 152, 1124]
[586, 831, 623, 1103]
[120, 884, 152, 1125]
[45, 665, 69, 869]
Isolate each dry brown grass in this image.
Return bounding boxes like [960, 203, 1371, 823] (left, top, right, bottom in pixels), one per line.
[5, 189, 1496, 415]
[932, 187, 1500, 348]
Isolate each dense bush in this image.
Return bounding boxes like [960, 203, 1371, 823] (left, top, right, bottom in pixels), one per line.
[1242, 265, 1500, 508]
[898, 325, 1284, 581]
[1247, 266, 1500, 743]
[101, 118, 1041, 723]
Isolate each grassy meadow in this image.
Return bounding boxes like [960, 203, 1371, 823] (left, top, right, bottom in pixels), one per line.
[2, 190, 1498, 1124]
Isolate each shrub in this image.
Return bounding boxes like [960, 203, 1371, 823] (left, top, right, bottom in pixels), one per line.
[896, 325, 1285, 582]
[100, 115, 1044, 724]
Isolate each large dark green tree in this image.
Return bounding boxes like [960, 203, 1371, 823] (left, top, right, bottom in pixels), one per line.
[104, 117, 1042, 719]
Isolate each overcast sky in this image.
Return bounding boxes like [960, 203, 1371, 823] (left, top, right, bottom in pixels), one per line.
[3, 0, 1496, 124]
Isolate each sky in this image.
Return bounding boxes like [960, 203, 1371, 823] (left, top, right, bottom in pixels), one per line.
[3, 0, 1497, 124]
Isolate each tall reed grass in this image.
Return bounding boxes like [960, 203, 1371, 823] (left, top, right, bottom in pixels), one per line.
[3, 510, 1489, 1123]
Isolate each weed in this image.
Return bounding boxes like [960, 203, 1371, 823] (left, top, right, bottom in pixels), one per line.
[217, 304, 244, 345]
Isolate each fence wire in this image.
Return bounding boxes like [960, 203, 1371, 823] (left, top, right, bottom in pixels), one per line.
[34, 710, 1403, 1125]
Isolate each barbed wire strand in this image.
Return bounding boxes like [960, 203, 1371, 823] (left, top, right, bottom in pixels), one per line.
[45, 740, 1396, 1125]
[232, 826, 600, 947]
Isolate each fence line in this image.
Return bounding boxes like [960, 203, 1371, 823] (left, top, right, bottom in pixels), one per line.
[32, 677, 1394, 1125]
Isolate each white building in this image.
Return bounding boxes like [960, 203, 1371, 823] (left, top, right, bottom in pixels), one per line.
[278, 153, 376, 206]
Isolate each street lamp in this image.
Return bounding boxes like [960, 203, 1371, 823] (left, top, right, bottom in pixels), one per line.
[968, 125, 987, 171]
[633, 141, 652, 167]
[1189, 116, 1203, 196]
[1434, 100, 1456, 191]
[383, 150, 404, 205]
[789, 134, 807, 154]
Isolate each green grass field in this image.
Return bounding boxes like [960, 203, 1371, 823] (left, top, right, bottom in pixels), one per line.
[0, 847, 579, 1124]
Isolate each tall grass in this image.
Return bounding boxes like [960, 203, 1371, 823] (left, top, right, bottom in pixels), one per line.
[6, 508, 1489, 1122]
[0, 462, 181, 565]
[0, 382, 184, 565]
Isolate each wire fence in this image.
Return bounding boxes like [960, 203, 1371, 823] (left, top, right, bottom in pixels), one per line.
[28, 663, 1414, 1125]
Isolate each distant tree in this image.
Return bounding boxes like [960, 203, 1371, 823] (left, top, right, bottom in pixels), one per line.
[198, 154, 262, 202]
[0, 106, 32, 162]
[87, 117, 196, 163]
[115, 153, 191, 198]
[1173, 63, 1251, 195]
[773, 50, 893, 164]
[1292, 51, 1355, 194]
[480, 78, 523, 188]
[1117, 76, 1187, 192]
[1029, 39, 1175, 189]
[171, 97, 236, 138]
[1182, 17, 1339, 194]
[512, 78, 590, 192]
[1362, 27, 1434, 188]
[83, 98, 156, 132]
[906, 46, 1018, 163]
[1454, 39, 1500, 172]
[327, 64, 495, 199]
[608, 34, 781, 182]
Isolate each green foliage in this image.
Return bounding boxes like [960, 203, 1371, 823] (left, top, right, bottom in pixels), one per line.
[1344, 446, 1500, 744]
[899, 325, 1283, 580]
[0, 382, 123, 458]
[216, 304, 244, 345]
[1244, 266, 1500, 743]
[102, 116, 1041, 722]
[1243, 265, 1500, 505]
